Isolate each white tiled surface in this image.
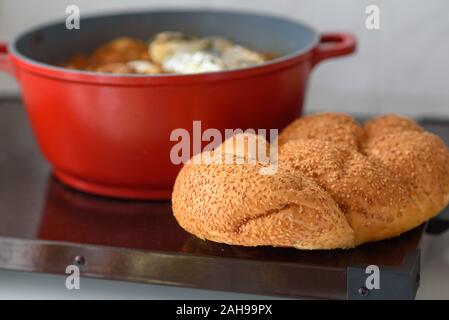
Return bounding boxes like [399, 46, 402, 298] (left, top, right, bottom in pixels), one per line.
[0, 233, 448, 299]
[1, 0, 449, 117]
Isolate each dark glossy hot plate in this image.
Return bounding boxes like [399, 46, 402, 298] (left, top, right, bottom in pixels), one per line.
[1, 98, 448, 299]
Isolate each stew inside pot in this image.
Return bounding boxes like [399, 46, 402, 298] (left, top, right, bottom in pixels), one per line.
[60, 31, 275, 75]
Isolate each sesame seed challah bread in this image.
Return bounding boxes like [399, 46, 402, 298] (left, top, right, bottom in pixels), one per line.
[172, 113, 449, 249]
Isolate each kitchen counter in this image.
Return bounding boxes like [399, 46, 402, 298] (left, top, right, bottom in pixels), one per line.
[1, 98, 448, 300]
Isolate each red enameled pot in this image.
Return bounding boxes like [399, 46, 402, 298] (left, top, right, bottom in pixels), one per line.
[0, 10, 356, 199]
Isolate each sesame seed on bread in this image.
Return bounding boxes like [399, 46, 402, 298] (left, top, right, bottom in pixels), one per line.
[172, 113, 449, 249]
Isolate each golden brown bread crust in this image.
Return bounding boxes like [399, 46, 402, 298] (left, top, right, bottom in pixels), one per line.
[279, 140, 413, 244]
[172, 113, 449, 249]
[278, 112, 363, 148]
[363, 114, 423, 139]
[279, 113, 449, 245]
[172, 134, 354, 249]
[173, 160, 355, 249]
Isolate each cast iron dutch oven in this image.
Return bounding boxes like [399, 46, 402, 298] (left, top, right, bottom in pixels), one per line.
[0, 10, 356, 199]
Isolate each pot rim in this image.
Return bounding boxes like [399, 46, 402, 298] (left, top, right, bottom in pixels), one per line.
[7, 9, 320, 85]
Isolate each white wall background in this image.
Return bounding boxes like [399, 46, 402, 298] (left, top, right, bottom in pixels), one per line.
[0, 0, 448, 117]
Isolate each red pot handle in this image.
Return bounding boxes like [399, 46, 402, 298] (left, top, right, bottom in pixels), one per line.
[312, 32, 356, 67]
[0, 42, 15, 76]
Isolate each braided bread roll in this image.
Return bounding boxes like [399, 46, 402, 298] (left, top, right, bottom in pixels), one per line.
[172, 114, 449, 249]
